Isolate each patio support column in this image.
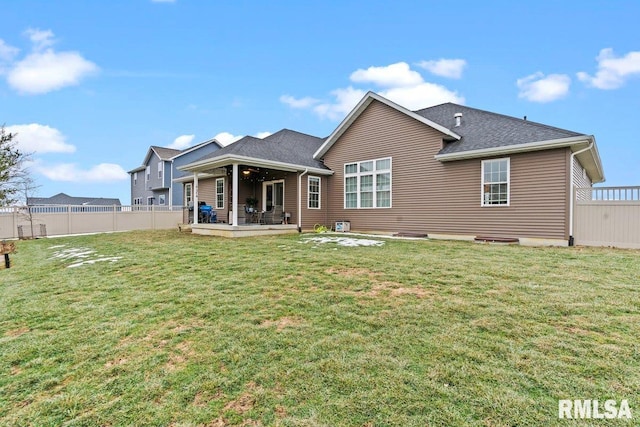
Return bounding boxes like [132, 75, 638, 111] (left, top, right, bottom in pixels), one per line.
[193, 172, 199, 224]
[232, 163, 239, 225]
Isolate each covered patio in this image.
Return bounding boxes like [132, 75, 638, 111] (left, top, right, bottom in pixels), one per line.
[176, 130, 332, 237]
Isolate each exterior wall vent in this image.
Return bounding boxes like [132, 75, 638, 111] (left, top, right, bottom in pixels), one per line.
[454, 112, 462, 127]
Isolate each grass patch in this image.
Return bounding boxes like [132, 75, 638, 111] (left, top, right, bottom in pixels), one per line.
[1, 230, 638, 426]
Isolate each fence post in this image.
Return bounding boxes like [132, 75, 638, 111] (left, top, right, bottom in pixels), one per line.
[12, 206, 18, 239]
[113, 204, 117, 231]
[152, 205, 156, 230]
[67, 205, 72, 234]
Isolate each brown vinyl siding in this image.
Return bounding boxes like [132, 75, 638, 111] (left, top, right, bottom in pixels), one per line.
[321, 99, 570, 240]
[573, 156, 592, 192]
[300, 174, 329, 230]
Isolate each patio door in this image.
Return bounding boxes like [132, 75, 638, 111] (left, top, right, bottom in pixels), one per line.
[263, 180, 284, 211]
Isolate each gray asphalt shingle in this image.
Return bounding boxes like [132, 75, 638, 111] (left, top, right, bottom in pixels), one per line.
[414, 103, 585, 155]
[193, 129, 328, 170]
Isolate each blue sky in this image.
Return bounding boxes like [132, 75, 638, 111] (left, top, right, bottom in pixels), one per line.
[2, 0, 639, 205]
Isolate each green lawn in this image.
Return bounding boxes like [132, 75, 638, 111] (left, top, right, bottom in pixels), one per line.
[1, 230, 638, 426]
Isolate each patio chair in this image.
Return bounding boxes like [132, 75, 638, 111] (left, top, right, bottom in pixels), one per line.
[263, 205, 283, 224]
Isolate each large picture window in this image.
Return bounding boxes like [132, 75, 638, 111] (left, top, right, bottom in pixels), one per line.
[344, 157, 392, 209]
[215, 178, 225, 209]
[308, 176, 320, 209]
[481, 158, 510, 206]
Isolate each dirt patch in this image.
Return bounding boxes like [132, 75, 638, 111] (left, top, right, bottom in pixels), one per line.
[351, 282, 433, 299]
[104, 357, 127, 368]
[224, 392, 255, 414]
[275, 405, 287, 418]
[165, 341, 195, 372]
[327, 267, 378, 279]
[5, 326, 30, 337]
[260, 316, 305, 331]
[328, 267, 433, 299]
[193, 389, 224, 407]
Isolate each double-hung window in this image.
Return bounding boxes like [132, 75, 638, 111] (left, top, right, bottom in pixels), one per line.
[481, 158, 510, 206]
[308, 176, 320, 209]
[344, 157, 392, 209]
[158, 161, 163, 180]
[215, 178, 225, 209]
[145, 166, 150, 183]
[133, 172, 138, 186]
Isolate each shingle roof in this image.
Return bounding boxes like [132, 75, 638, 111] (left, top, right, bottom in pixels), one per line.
[152, 146, 182, 160]
[413, 103, 585, 155]
[192, 129, 329, 170]
[27, 193, 121, 206]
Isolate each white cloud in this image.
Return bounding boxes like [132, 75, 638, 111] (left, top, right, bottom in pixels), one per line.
[255, 131, 272, 139]
[281, 61, 464, 120]
[168, 134, 195, 149]
[8, 50, 98, 94]
[517, 72, 571, 103]
[350, 62, 423, 87]
[35, 162, 129, 182]
[4, 29, 98, 95]
[0, 39, 19, 63]
[313, 86, 367, 121]
[24, 28, 55, 51]
[417, 58, 467, 79]
[5, 123, 76, 153]
[383, 83, 465, 109]
[279, 95, 320, 109]
[214, 132, 243, 146]
[577, 48, 640, 89]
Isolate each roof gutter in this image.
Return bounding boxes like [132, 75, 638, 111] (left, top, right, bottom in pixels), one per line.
[434, 135, 594, 162]
[568, 141, 594, 246]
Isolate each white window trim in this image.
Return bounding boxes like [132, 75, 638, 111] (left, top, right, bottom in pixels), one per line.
[159, 194, 166, 205]
[185, 183, 193, 207]
[158, 161, 163, 179]
[133, 172, 138, 186]
[344, 157, 392, 209]
[145, 166, 150, 183]
[215, 177, 225, 210]
[481, 157, 510, 207]
[147, 196, 154, 205]
[308, 176, 321, 209]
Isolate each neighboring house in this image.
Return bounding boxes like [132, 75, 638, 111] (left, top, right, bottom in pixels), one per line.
[179, 91, 604, 245]
[128, 139, 222, 207]
[28, 193, 121, 206]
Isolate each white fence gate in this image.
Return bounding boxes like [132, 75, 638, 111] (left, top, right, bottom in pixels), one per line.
[0, 205, 184, 240]
[574, 187, 640, 249]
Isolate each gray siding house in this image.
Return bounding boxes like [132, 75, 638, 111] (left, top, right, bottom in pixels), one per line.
[179, 92, 604, 245]
[28, 193, 121, 206]
[128, 139, 222, 207]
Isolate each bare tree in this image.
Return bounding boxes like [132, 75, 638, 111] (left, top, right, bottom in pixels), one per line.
[0, 125, 30, 206]
[18, 175, 41, 239]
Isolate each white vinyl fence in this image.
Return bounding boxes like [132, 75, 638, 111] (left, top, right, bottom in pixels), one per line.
[574, 186, 640, 249]
[0, 205, 184, 239]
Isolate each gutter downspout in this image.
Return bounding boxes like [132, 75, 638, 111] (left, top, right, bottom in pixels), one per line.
[298, 169, 309, 232]
[568, 141, 594, 246]
[169, 160, 174, 209]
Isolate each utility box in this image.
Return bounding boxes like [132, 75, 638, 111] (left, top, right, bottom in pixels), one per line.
[335, 220, 350, 232]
